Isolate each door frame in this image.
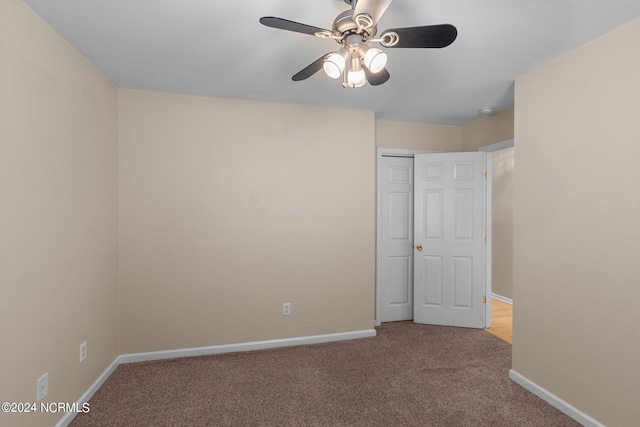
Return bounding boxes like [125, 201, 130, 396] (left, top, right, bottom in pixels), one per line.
[375, 141, 513, 327]
[479, 139, 515, 321]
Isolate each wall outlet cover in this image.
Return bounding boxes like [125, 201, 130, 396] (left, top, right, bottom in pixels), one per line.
[283, 303, 291, 316]
[80, 341, 87, 363]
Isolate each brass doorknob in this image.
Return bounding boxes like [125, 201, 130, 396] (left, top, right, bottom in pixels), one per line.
[416, 244, 423, 251]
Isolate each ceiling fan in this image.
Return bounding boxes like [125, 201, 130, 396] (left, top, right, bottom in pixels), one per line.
[259, 0, 457, 88]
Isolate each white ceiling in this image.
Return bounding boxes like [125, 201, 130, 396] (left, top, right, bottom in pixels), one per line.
[23, 0, 640, 126]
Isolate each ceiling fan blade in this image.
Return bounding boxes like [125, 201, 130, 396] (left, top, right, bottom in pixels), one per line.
[381, 24, 457, 48]
[353, 0, 393, 29]
[260, 17, 330, 36]
[292, 55, 326, 81]
[364, 67, 390, 86]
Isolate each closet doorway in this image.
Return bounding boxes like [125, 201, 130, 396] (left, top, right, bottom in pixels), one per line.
[376, 141, 513, 328]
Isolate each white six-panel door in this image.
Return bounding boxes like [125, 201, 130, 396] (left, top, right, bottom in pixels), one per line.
[379, 156, 414, 322]
[413, 152, 486, 328]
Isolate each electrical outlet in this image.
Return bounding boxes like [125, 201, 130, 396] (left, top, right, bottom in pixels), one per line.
[79, 341, 87, 363]
[282, 303, 291, 316]
[37, 373, 48, 401]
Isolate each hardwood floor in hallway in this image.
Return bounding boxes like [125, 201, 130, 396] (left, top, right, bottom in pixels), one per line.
[486, 298, 513, 343]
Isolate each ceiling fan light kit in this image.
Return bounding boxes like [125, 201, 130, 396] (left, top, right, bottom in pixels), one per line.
[260, 0, 457, 88]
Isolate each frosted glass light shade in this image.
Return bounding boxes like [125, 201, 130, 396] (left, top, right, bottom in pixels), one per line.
[363, 47, 387, 73]
[347, 69, 366, 88]
[323, 52, 346, 79]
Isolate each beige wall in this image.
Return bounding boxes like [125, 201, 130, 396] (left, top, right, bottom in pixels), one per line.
[491, 148, 514, 299]
[461, 106, 514, 151]
[118, 90, 376, 353]
[376, 120, 462, 151]
[377, 106, 515, 153]
[0, 1, 119, 426]
[513, 17, 640, 426]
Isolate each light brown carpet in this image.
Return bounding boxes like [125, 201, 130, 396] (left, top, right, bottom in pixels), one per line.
[70, 322, 580, 426]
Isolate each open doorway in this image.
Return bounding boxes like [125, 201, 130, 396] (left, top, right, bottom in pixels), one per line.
[484, 143, 514, 342]
[486, 298, 513, 343]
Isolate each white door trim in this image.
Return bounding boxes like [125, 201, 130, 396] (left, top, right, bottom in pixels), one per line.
[485, 155, 493, 326]
[478, 138, 513, 326]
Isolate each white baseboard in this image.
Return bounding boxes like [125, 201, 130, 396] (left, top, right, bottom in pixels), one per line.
[55, 357, 120, 427]
[491, 292, 513, 304]
[55, 329, 376, 425]
[509, 369, 604, 427]
[119, 329, 377, 364]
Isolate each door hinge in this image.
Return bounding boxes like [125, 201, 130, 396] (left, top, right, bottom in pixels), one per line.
[482, 296, 487, 304]
[483, 167, 487, 176]
[482, 231, 487, 240]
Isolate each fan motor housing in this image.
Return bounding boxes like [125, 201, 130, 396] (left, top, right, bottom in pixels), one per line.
[332, 10, 376, 40]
